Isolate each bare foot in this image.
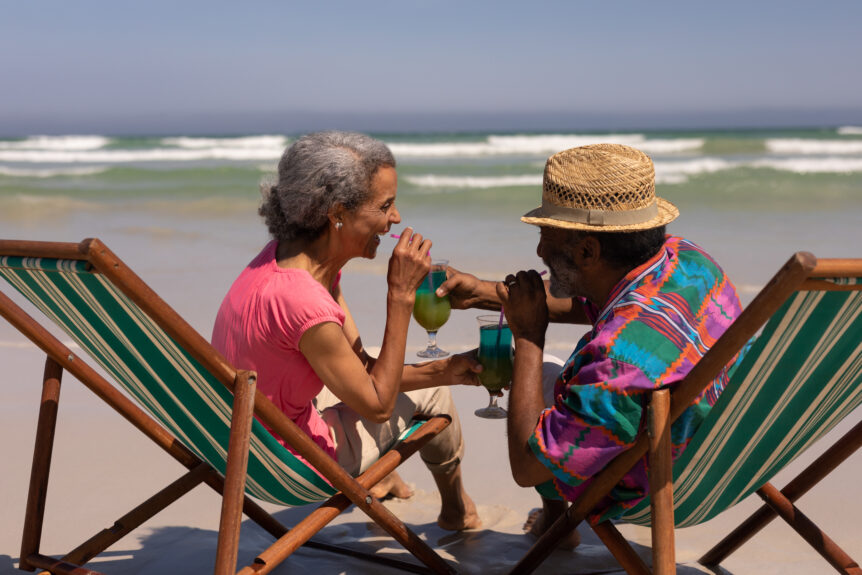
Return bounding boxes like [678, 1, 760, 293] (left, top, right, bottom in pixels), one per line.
[437, 491, 482, 531]
[369, 471, 413, 500]
[432, 467, 482, 531]
[523, 508, 581, 549]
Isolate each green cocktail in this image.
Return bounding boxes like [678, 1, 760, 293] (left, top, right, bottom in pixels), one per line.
[413, 260, 451, 358]
[475, 315, 513, 419]
[414, 270, 451, 331]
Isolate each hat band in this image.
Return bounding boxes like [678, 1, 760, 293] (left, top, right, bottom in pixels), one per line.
[540, 198, 658, 226]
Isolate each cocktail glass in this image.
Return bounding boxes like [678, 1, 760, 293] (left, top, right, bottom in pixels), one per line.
[413, 259, 451, 358]
[474, 314, 513, 419]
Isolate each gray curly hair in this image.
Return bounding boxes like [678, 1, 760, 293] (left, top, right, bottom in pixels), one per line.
[260, 131, 396, 243]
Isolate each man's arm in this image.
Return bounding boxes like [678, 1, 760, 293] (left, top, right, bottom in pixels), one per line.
[497, 270, 555, 487]
[437, 266, 589, 324]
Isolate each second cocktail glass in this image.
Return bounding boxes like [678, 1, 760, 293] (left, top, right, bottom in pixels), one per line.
[475, 314, 513, 419]
[413, 259, 451, 358]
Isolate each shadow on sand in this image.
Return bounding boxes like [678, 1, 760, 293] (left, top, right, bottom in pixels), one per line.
[3, 504, 733, 575]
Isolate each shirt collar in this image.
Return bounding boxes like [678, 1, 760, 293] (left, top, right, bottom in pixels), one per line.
[593, 241, 669, 326]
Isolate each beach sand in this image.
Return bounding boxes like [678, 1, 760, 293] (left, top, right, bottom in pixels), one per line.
[0, 198, 860, 574]
[1, 320, 859, 574]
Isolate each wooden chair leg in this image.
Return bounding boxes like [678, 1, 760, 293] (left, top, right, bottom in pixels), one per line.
[592, 521, 651, 575]
[214, 371, 258, 575]
[62, 463, 212, 566]
[21, 552, 104, 575]
[20, 356, 64, 572]
[219, 418, 452, 575]
[510, 507, 584, 575]
[239, 417, 456, 575]
[757, 483, 861, 575]
[701, 419, 862, 567]
[648, 388, 675, 575]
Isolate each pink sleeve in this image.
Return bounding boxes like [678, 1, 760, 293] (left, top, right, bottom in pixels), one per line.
[267, 286, 345, 351]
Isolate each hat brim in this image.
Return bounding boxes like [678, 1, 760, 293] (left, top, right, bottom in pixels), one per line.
[520, 196, 679, 232]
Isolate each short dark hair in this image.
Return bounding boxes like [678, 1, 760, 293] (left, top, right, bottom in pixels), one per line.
[573, 226, 667, 270]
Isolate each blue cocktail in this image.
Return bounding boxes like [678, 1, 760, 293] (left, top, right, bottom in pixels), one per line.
[475, 314, 513, 419]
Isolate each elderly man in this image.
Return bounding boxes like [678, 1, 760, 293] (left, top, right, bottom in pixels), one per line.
[438, 144, 744, 545]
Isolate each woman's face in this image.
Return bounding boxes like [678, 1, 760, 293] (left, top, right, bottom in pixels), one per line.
[341, 165, 401, 259]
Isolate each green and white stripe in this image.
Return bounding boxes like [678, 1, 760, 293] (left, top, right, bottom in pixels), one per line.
[0, 256, 423, 506]
[623, 279, 862, 527]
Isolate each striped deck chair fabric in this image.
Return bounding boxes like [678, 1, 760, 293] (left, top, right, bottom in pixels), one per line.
[622, 276, 862, 527]
[0, 254, 422, 507]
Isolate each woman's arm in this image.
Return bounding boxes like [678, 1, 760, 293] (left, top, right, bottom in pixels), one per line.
[336, 280, 482, 393]
[334, 282, 374, 369]
[299, 230, 430, 423]
[399, 351, 482, 392]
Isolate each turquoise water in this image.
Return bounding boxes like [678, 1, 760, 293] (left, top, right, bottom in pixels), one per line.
[0, 128, 859, 351]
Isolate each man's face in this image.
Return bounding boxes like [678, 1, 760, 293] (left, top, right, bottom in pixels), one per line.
[537, 227, 586, 299]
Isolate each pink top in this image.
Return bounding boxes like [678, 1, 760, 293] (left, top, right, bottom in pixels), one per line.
[211, 241, 345, 459]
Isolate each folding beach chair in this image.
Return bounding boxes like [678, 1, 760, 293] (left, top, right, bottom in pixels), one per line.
[0, 238, 456, 575]
[510, 252, 862, 575]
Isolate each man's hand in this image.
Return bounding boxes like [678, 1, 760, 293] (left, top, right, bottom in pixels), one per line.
[436, 266, 500, 310]
[497, 270, 549, 347]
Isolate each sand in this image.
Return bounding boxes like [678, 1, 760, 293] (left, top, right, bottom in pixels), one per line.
[1, 332, 860, 575]
[0, 216, 860, 574]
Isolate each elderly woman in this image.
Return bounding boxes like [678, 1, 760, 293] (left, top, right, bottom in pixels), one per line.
[212, 131, 481, 530]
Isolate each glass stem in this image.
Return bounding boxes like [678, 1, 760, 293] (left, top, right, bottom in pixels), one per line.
[426, 330, 438, 349]
[488, 394, 499, 408]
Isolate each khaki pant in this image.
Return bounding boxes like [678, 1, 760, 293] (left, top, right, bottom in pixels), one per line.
[315, 385, 464, 477]
[315, 353, 562, 478]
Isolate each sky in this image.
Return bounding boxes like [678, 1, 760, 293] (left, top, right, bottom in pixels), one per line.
[2, 0, 861, 135]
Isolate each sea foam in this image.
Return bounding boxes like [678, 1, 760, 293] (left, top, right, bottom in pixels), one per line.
[0, 166, 109, 178]
[387, 134, 702, 158]
[0, 135, 110, 151]
[654, 158, 734, 184]
[161, 135, 288, 149]
[766, 139, 862, 155]
[750, 157, 862, 174]
[0, 147, 284, 163]
[837, 126, 862, 135]
[403, 174, 542, 189]
[404, 158, 734, 189]
[398, 152, 862, 192]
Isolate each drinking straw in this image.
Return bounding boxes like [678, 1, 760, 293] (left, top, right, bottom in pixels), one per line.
[390, 233, 431, 256]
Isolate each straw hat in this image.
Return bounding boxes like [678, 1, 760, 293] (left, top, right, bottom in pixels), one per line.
[521, 143, 678, 231]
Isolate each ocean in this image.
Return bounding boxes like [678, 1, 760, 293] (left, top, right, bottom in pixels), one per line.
[1, 128, 861, 352]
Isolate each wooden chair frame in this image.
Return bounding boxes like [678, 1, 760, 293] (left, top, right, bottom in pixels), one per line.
[0, 238, 456, 575]
[509, 252, 862, 575]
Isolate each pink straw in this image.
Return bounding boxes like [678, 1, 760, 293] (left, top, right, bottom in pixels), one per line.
[390, 233, 431, 256]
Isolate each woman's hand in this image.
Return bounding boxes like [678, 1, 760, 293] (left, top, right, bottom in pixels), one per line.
[497, 270, 549, 347]
[387, 227, 432, 301]
[437, 350, 483, 387]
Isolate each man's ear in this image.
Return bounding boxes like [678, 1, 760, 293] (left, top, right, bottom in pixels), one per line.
[579, 235, 602, 268]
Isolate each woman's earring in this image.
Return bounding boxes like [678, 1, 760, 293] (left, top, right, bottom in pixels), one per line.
[335, 221, 343, 230]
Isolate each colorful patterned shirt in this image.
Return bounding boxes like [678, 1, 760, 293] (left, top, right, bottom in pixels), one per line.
[528, 235, 743, 521]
